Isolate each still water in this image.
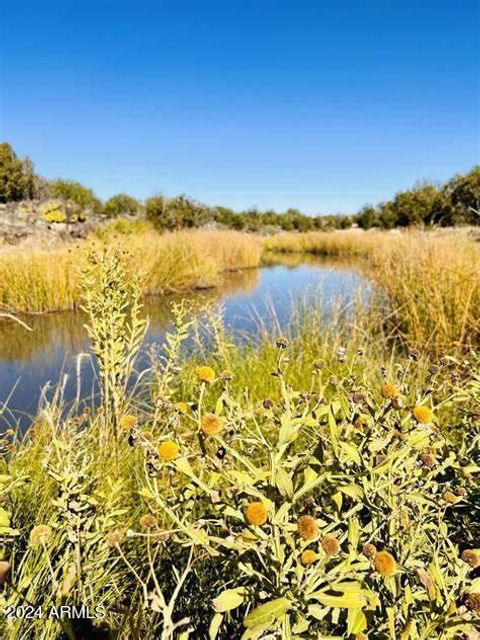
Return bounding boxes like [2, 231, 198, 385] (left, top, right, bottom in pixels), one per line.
[0, 254, 368, 426]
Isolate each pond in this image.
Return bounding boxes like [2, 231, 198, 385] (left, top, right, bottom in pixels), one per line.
[0, 254, 369, 427]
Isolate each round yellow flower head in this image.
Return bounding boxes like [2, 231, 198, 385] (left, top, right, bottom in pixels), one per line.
[443, 491, 459, 505]
[413, 405, 434, 424]
[139, 514, 158, 529]
[354, 414, 370, 428]
[381, 383, 399, 399]
[245, 501, 268, 526]
[158, 439, 180, 461]
[297, 515, 319, 541]
[461, 549, 480, 569]
[30, 525, 52, 546]
[195, 366, 216, 383]
[175, 402, 188, 415]
[201, 413, 223, 437]
[120, 414, 137, 430]
[300, 549, 318, 565]
[374, 550, 396, 577]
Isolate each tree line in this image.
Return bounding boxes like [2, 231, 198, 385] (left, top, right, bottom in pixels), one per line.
[1, 142, 478, 231]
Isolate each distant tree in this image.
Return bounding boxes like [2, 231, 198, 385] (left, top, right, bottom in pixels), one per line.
[444, 166, 480, 225]
[392, 182, 442, 227]
[52, 179, 103, 214]
[214, 206, 246, 230]
[145, 194, 167, 229]
[0, 142, 36, 202]
[356, 205, 379, 230]
[338, 215, 353, 229]
[104, 193, 142, 218]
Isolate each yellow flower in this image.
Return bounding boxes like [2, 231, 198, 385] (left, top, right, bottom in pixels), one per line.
[139, 514, 158, 529]
[354, 414, 370, 428]
[158, 439, 180, 461]
[461, 549, 480, 568]
[300, 549, 318, 565]
[201, 413, 223, 437]
[30, 525, 52, 546]
[120, 414, 137, 430]
[381, 383, 399, 399]
[245, 501, 268, 526]
[321, 535, 340, 556]
[175, 402, 188, 415]
[297, 515, 319, 541]
[374, 550, 396, 577]
[195, 366, 216, 383]
[443, 491, 459, 504]
[413, 405, 434, 424]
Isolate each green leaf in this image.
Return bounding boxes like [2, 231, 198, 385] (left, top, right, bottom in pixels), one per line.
[0, 508, 11, 528]
[340, 442, 361, 465]
[275, 468, 293, 498]
[213, 588, 246, 612]
[244, 598, 292, 629]
[347, 609, 367, 634]
[310, 592, 367, 609]
[209, 613, 224, 639]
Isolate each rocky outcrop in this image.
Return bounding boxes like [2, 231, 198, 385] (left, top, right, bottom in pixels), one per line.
[0, 200, 105, 246]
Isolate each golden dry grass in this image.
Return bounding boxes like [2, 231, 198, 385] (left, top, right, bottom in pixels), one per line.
[0, 230, 263, 313]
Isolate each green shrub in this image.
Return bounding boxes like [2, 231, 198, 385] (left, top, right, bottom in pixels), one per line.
[104, 193, 141, 217]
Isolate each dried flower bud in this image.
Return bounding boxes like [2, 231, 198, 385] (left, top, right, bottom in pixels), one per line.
[0, 561, 11, 585]
[420, 453, 436, 469]
[461, 549, 480, 569]
[363, 543, 377, 558]
[276, 337, 289, 349]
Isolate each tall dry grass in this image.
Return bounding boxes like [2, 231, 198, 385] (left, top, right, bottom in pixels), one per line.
[264, 229, 480, 352]
[0, 230, 263, 313]
[371, 233, 480, 352]
[264, 229, 387, 256]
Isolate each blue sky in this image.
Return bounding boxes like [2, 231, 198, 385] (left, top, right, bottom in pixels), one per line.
[0, 0, 478, 214]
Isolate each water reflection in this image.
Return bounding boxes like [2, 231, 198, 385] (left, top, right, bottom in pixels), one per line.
[0, 255, 368, 426]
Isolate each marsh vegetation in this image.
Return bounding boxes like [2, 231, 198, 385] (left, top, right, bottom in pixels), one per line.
[0, 227, 478, 639]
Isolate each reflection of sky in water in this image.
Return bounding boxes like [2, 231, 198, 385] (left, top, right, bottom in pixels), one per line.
[0, 258, 369, 427]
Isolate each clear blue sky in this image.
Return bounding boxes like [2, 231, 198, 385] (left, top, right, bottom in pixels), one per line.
[0, 1, 478, 214]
